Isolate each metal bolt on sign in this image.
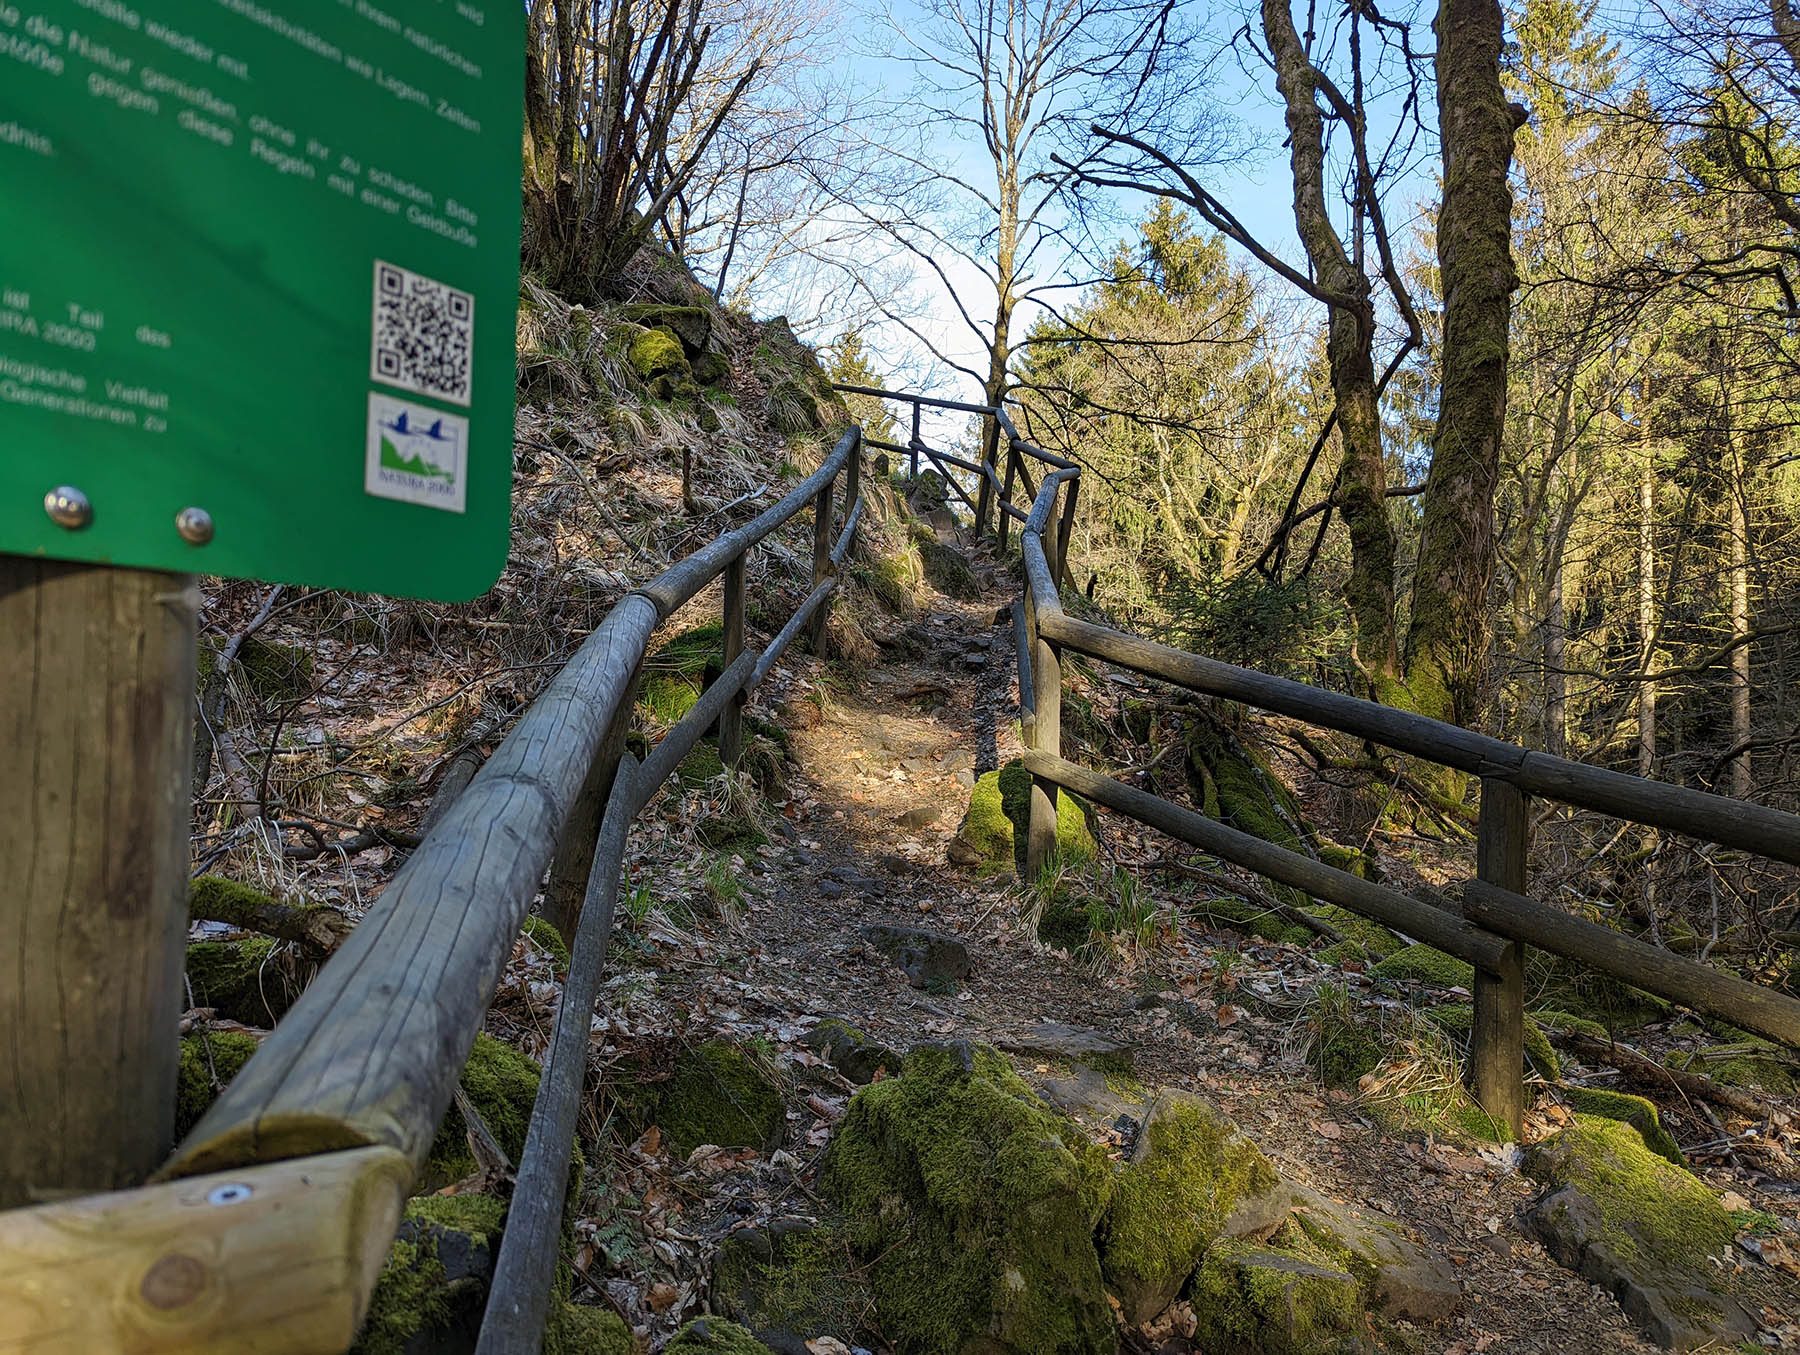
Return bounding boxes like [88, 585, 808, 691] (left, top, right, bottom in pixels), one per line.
[43, 485, 92, 530]
[175, 506, 214, 546]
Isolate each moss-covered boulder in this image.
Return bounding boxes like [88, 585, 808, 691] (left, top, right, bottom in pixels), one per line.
[823, 1042, 1115, 1355]
[802, 1018, 905, 1085]
[919, 540, 979, 600]
[1188, 1239, 1361, 1355]
[419, 1032, 544, 1192]
[712, 1218, 873, 1354]
[185, 936, 303, 1027]
[1526, 1116, 1753, 1349]
[1560, 1088, 1682, 1165]
[665, 1318, 777, 1354]
[1287, 1186, 1461, 1322]
[949, 760, 1096, 877]
[1100, 1092, 1287, 1324]
[620, 302, 712, 354]
[1372, 944, 1475, 990]
[628, 324, 691, 382]
[640, 623, 723, 725]
[175, 1030, 261, 1139]
[353, 1194, 636, 1355]
[654, 1041, 786, 1159]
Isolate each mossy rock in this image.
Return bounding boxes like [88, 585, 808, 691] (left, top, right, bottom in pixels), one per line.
[353, 1194, 636, 1355]
[951, 760, 1096, 878]
[712, 1218, 874, 1352]
[1188, 1238, 1361, 1355]
[1308, 906, 1403, 961]
[1316, 843, 1378, 881]
[175, 1031, 261, 1139]
[522, 914, 571, 973]
[1037, 900, 1099, 952]
[692, 351, 729, 385]
[1561, 1088, 1682, 1165]
[185, 936, 302, 1027]
[229, 634, 315, 703]
[651, 1041, 785, 1159]
[665, 1318, 777, 1354]
[860, 549, 924, 616]
[1421, 1004, 1560, 1080]
[1100, 1092, 1287, 1324]
[1286, 1186, 1461, 1321]
[619, 302, 712, 354]
[419, 1032, 544, 1193]
[641, 624, 723, 724]
[823, 1042, 1115, 1355]
[919, 540, 979, 600]
[1528, 952, 1671, 1033]
[801, 1018, 904, 1085]
[1314, 1017, 1385, 1089]
[1525, 1116, 1753, 1349]
[1372, 945, 1475, 990]
[628, 324, 691, 381]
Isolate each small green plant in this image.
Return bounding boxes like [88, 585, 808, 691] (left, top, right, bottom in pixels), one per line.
[623, 882, 655, 929]
[703, 856, 746, 919]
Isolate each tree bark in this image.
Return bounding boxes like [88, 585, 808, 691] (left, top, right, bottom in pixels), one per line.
[1728, 437, 1752, 797]
[1404, 0, 1524, 724]
[1262, 0, 1399, 678]
[1638, 458, 1657, 778]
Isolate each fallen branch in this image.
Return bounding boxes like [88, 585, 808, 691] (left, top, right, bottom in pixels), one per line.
[189, 877, 353, 959]
[278, 820, 421, 861]
[1549, 1028, 1777, 1121]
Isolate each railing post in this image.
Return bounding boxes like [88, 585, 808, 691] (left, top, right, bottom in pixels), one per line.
[719, 551, 747, 766]
[974, 413, 999, 541]
[543, 668, 641, 942]
[910, 403, 922, 481]
[1471, 777, 1527, 1139]
[1055, 472, 1079, 588]
[1025, 494, 1063, 881]
[806, 472, 836, 651]
[999, 440, 1019, 552]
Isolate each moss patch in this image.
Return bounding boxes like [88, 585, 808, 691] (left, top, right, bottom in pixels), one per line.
[233, 635, 315, 703]
[1101, 1093, 1283, 1323]
[641, 624, 723, 725]
[1561, 1088, 1682, 1165]
[823, 1042, 1114, 1355]
[655, 1041, 785, 1159]
[175, 1031, 260, 1139]
[420, 1032, 542, 1191]
[628, 324, 691, 380]
[547, 1304, 638, 1355]
[1309, 906, 1403, 960]
[1188, 1238, 1361, 1354]
[185, 936, 300, 1027]
[665, 1318, 777, 1353]
[522, 915, 571, 972]
[1372, 945, 1475, 990]
[712, 1219, 873, 1349]
[955, 760, 1096, 877]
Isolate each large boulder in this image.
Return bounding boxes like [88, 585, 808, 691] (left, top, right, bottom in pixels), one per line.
[948, 760, 1096, 877]
[1526, 1116, 1754, 1349]
[1099, 1092, 1288, 1324]
[823, 1042, 1115, 1355]
[1287, 1186, 1461, 1322]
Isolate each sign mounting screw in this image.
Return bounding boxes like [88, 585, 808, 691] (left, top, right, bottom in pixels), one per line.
[175, 506, 214, 545]
[44, 486, 93, 530]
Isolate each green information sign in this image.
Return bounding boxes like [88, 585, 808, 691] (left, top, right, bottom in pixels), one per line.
[0, 1, 523, 600]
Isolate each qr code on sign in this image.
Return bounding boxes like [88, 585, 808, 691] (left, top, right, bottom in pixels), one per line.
[371, 260, 474, 406]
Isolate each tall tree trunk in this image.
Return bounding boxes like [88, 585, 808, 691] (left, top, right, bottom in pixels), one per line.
[1729, 437, 1753, 796]
[1405, 0, 1524, 724]
[1262, 0, 1399, 678]
[1638, 458, 1657, 778]
[987, 168, 1020, 409]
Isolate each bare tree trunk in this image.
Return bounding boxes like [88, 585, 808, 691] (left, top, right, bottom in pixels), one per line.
[1545, 552, 1567, 758]
[1262, 0, 1399, 679]
[1638, 458, 1657, 779]
[1729, 437, 1753, 797]
[1404, 0, 1523, 724]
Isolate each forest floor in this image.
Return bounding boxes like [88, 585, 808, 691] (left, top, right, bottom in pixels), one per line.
[513, 529, 1798, 1354]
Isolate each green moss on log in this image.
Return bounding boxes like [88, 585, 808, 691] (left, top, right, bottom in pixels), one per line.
[1372, 945, 1475, 990]
[823, 1042, 1114, 1355]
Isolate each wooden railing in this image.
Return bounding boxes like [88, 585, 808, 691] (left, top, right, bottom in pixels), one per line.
[0, 428, 865, 1355]
[842, 382, 1800, 1141]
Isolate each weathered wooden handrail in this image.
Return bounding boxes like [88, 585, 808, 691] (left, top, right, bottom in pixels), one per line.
[1001, 463, 1800, 1138]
